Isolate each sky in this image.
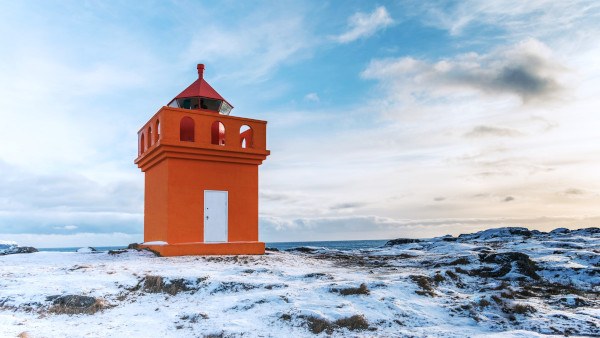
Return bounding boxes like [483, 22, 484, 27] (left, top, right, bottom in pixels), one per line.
[1, 1, 599, 247]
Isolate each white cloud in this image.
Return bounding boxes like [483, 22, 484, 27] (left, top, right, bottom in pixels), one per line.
[184, 5, 314, 83]
[303, 92, 320, 102]
[0, 232, 142, 248]
[259, 215, 600, 242]
[334, 6, 393, 43]
[421, 0, 600, 39]
[362, 39, 566, 105]
[464, 125, 523, 138]
[53, 225, 78, 231]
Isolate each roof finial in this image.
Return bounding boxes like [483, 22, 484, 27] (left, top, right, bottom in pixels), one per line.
[197, 64, 205, 80]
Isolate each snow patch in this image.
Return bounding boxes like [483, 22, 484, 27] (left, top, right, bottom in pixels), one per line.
[143, 241, 168, 246]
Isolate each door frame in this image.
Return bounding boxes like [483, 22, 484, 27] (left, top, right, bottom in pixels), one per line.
[203, 190, 228, 243]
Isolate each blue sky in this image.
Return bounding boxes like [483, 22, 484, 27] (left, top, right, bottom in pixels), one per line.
[1, 1, 599, 247]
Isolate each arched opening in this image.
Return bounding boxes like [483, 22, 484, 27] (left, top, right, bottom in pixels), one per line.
[240, 125, 253, 149]
[211, 121, 225, 146]
[147, 126, 153, 147]
[180, 116, 195, 142]
[154, 120, 160, 143]
[140, 133, 145, 154]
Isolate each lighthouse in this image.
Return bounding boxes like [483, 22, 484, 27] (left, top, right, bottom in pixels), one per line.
[135, 64, 270, 256]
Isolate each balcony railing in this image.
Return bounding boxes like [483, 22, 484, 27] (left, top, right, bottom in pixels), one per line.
[137, 106, 268, 158]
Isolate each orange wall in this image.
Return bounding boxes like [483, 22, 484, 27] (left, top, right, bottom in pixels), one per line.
[144, 160, 169, 242]
[165, 159, 259, 243]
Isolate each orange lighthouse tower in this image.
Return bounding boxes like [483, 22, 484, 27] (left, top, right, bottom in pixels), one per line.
[135, 64, 269, 256]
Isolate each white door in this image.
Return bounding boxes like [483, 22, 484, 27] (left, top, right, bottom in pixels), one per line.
[204, 190, 228, 242]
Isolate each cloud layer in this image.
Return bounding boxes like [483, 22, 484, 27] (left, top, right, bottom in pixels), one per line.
[334, 6, 393, 43]
[362, 39, 565, 104]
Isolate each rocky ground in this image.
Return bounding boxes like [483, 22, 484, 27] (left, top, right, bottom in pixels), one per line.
[0, 227, 599, 337]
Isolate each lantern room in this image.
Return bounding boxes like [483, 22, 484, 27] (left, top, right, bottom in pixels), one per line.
[135, 64, 270, 256]
[167, 64, 233, 115]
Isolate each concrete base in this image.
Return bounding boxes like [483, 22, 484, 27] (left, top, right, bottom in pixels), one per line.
[140, 241, 265, 256]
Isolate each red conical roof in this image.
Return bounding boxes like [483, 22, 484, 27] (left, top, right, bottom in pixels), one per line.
[173, 64, 232, 107]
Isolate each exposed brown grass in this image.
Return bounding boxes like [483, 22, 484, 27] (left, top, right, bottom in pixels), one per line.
[142, 276, 195, 295]
[433, 273, 445, 284]
[445, 270, 458, 280]
[162, 279, 193, 296]
[334, 315, 370, 331]
[410, 275, 435, 297]
[335, 283, 370, 296]
[478, 298, 491, 308]
[302, 314, 370, 334]
[305, 316, 334, 334]
[512, 303, 537, 315]
[143, 275, 164, 293]
[203, 333, 224, 338]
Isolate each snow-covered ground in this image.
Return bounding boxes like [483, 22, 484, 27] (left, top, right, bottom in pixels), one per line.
[1, 227, 599, 337]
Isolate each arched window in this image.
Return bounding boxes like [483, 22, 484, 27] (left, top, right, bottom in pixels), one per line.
[147, 126, 153, 147]
[155, 120, 160, 143]
[140, 133, 145, 154]
[240, 125, 253, 148]
[180, 116, 195, 142]
[211, 121, 225, 146]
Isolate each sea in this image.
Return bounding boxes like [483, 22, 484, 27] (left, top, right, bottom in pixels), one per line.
[38, 239, 389, 253]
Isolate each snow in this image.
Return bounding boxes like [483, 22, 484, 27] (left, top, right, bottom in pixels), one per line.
[142, 241, 168, 246]
[1, 227, 599, 337]
[0, 240, 17, 245]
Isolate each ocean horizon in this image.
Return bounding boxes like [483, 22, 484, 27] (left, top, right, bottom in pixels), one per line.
[37, 239, 390, 253]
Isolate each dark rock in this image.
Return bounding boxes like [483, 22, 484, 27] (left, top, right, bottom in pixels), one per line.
[48, 294, 104, 315]
[265, 247, 280, 252]
[472, 246, 494, 252]
[446, 257, 471, 265]
[559, 296, 590, 308]
[108, 249, 127, 255]
[163, 278, 196, 295]
[45, 295, 61, 302]
[548, 241, 584, 249]
[571, 227, 600, 236]
[384, 238, 422, 246]
[212, 281, 259, 293]
[142, 275, 197, 295]
[458, 227, 532, 240]
[286, 247, 318, 253]
[0, 245, 38, 255]
[52, 295, 97, 308]
[550, 228, 570, 235]
[12, 247, 38, 254]
[478, 252, 540, 280]
[303, 272, 333, 280]
[127, 243, 141, 250]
